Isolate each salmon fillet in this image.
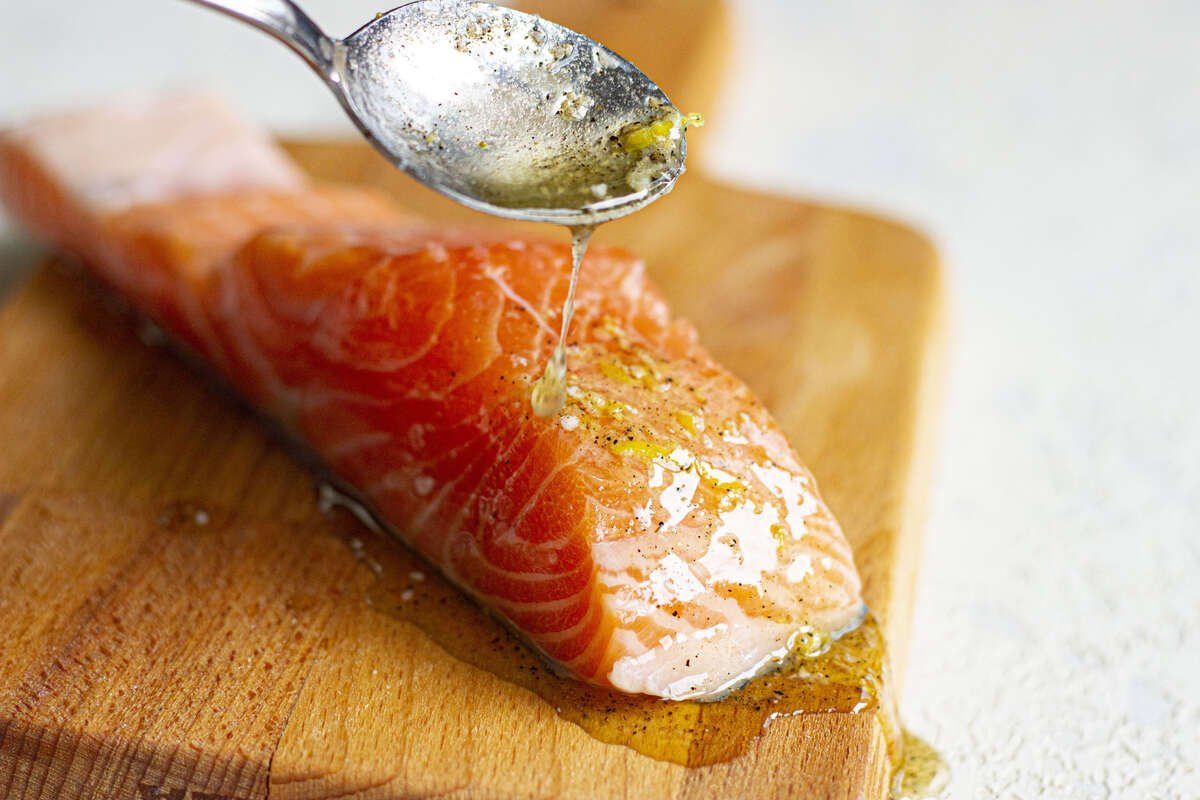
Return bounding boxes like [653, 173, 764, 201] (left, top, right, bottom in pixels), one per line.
[0, 93, 864, 700]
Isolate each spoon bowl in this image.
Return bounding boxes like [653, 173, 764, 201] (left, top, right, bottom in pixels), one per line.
[184, 0, 688, 225]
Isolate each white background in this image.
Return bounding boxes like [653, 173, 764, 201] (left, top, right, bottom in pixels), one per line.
[1, 2, 1197, 797]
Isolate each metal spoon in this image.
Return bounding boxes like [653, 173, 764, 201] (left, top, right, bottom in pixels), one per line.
[182, 0, 689, 225]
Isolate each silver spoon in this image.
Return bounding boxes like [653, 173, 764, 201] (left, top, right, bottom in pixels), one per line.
[182, 0, 690, 225]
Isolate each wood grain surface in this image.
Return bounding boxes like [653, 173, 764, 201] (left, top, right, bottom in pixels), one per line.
[0, 2, 943, 797]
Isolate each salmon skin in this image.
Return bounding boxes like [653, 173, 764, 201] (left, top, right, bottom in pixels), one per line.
[0, 93, 864, 700]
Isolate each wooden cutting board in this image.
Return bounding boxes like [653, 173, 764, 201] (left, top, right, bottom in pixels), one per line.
[0, 2, 943, 798]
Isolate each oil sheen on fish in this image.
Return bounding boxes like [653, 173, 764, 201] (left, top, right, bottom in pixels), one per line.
[0, 93, 864, 700]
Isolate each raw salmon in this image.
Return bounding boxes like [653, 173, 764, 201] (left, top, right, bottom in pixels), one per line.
[0, 93, 864, 699]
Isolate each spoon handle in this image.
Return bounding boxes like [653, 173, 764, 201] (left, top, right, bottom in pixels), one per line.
[181, 0, 335, 80]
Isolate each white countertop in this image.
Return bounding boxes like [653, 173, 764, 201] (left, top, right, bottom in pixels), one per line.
[1, 1, 1197, 797]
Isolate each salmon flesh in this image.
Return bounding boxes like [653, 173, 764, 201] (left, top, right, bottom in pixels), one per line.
[0, 93, 864, 700]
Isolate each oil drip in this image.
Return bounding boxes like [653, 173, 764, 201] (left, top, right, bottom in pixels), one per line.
[527, 108, 701, 416]
[894, 730, 950, 798]
[531, 224, 593, 417]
